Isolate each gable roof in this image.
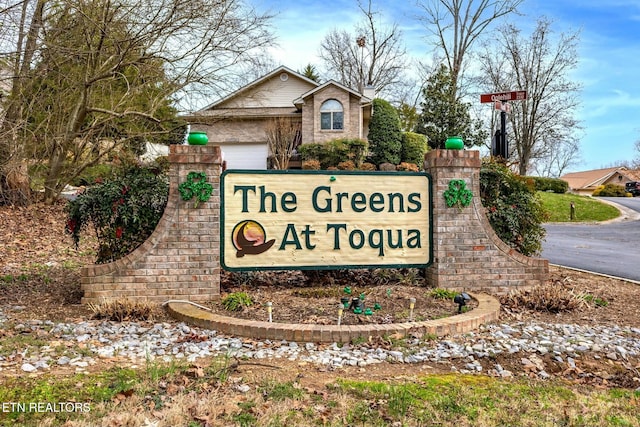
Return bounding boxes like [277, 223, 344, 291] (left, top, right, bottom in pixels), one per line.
[201, 66, 320, 111]
[293, 80, 372, 108]
[560, 167, 633, 190]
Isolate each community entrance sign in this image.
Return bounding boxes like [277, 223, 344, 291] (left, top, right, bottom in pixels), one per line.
[221, 170, 432, 271]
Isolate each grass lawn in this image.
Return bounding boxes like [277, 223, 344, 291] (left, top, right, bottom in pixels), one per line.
[1, 361, 639, 427]
[538, 192, 621, 222]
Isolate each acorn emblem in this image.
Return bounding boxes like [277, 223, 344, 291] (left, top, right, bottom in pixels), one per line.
[232, 220, 275, 257]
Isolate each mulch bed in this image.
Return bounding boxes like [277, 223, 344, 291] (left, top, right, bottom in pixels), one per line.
[216, 269, 477, 325]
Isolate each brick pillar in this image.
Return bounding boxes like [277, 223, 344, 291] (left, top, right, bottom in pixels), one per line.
[81, 145, 221, 303]
[424, 149, 548, 292]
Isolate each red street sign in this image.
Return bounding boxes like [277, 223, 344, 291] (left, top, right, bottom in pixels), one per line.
[480, 90, 527, 103]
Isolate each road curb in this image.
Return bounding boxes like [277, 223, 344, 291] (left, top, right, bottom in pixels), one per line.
[552, 264, 640, 286]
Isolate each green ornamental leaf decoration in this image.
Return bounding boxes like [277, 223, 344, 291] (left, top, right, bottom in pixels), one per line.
[179, 171, 213, 208]
[443, 179, 473, 209]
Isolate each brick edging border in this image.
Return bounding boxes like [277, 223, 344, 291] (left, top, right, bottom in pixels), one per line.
[164, 293, 500, 343]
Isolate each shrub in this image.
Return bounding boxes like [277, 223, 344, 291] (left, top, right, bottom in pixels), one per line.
[378, 163, 396, 172]
[298, 143, 324, 161]
[302, 159, 320, 170]
[337, 160, 356, 170]
[322, 139, 351, 168]
[401, 132, 429, 167]
[298, 139, 368, 169]
[500, 285, 587, 313]
[359, 162, 377, 171]
[430, 288, 457, 300]
[396, 162, 419, 172]
[221, 292, 253, 311]
[480, 160, 548, 256]
[527, 176, 568, 194]
[343, 138, 369, 167]
[368, 98, 402, 165]
[592, 183, 627, 197]
[65, 162, 169, 263]
[89, 299, 156, 321]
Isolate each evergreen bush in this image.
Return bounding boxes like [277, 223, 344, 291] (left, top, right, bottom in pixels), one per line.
[298, 143, 324, 161]
[368, 99, 402, 165]
[401, 132, 429, 167]
[480, 160, 548, 256]
[65, 161, 169, 263]
[527, 176, 568, 194]
[298, 139, 368, 169]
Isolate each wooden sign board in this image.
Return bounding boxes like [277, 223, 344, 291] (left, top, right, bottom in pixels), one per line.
[221, 170, 432, 271]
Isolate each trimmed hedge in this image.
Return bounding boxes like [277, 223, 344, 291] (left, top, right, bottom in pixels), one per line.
[401, 132, 429, 168]
[298, 138, 368, 169]
[368, 98, 402, 165]
[526, 176, 568, 194]
[592, 184, 628, 197]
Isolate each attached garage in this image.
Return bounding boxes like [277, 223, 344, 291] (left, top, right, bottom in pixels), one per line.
[220, 143, 269, 170]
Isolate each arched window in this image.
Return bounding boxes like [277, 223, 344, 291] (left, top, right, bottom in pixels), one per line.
[320, 99, 344, 130]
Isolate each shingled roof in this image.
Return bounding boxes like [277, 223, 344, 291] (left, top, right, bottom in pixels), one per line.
[561, 167, 640, 193]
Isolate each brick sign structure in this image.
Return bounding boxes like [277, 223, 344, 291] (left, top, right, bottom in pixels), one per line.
[81, 146, 549, 304]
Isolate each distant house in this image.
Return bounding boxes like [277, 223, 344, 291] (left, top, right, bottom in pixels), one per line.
[182, 66, 374, 169]
[560, 167, 640, 195]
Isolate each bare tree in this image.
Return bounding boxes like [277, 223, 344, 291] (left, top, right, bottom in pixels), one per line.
[0, 0, 45, 205]
[318, 0, 407, 95]
[532, 139, 582, 178]
[416, 0, 523, 94]
[478, 18, 582, 175]
[265, 117, 300, 170]
[0, 0, 274, 204]
[632, 139, 640, 169]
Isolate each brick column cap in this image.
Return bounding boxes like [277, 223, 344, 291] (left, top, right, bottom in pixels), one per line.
[425, 149, 481, 168]
[170, 144, 222, 164]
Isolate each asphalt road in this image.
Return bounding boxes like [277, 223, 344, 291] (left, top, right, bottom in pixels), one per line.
[541, 197, 640, 282]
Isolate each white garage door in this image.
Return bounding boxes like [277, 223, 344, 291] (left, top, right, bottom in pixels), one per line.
[220, 143, 268, 170]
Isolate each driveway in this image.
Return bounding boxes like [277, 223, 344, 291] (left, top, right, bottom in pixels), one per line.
[541, 197, 640, 282]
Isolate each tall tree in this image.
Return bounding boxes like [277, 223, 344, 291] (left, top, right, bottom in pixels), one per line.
[416, 0, 523, 95]
[478, 18, 581, 175]
[415, 64, 486, 149]
[0, 0, 46, 205]
[0, 0, 274, 204]
[318, 0, 407, 94]
[299, 64, 321, 83]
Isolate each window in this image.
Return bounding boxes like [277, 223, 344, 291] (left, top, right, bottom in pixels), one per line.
[320, 99, 344, 130]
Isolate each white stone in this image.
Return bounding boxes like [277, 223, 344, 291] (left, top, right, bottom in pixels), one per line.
[21, 363, 37, 372]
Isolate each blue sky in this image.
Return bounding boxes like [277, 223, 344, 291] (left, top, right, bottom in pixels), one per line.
[254, 0, 640, 173]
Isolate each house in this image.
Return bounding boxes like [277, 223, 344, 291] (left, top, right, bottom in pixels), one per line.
[560, 166, 640, 195]
[182, 66, 373, 169]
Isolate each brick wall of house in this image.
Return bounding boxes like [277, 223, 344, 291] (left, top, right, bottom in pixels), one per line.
[197, 119, 268, 144]
[424, 149, 549, 292]
[192, 109, 302, 145]
[81, 145, 222, 304]
[311, 87, 360, 144]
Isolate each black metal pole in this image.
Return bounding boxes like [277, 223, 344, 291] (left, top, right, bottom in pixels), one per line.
[500, 109, 507, 159]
